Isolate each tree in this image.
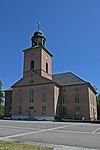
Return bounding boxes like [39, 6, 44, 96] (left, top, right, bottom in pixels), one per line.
[93, 86, 100, 120]
[0, 80, 3, 117]
[97, 93, 100, 101]
[97, 93, 100, 120]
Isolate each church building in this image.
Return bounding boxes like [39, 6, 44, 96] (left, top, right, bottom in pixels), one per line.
[4, 24, 97, 121]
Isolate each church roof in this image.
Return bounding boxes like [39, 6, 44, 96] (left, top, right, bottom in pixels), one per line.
[52, 72, 87, 86]
[4, 88, 13, 92]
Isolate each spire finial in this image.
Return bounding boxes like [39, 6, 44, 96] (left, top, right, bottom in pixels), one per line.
[37, 21, 40, 31]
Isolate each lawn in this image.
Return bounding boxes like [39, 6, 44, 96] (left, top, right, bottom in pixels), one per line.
[0, 141, 53, 150]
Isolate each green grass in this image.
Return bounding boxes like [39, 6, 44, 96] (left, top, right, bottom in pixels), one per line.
[0, 141, 53, 150]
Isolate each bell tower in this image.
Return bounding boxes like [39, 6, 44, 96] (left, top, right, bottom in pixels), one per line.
[23, 22, 53, 80]
[31, 22, 46, 47]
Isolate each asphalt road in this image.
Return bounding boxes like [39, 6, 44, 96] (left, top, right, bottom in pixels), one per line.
[0, 120, 100, 149]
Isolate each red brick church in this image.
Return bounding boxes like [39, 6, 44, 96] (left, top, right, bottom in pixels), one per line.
[4, 24, 97, 121]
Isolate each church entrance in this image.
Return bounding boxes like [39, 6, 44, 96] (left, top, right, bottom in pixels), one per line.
[29, 107, 34, 117]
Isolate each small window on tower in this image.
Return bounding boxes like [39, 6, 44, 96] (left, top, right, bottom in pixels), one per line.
[46, 62, 48, 73]
[30, 61, 34, 70]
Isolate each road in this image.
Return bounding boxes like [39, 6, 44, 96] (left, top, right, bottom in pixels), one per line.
[0, 120, 100, 149]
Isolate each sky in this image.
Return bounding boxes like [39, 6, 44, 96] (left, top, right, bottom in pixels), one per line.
[0, 0, 100, 92]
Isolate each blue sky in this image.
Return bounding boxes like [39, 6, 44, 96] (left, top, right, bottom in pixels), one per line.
[0, 0, 100, 92]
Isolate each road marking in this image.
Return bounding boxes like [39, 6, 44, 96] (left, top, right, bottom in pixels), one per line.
[0, 120, 71, 125]
[53, 129, 100, 135]
[92, 127, 100, 134]
[53, 129, 92, 134]
[0, 125, 40, 131]
[1, 124, 79, 140]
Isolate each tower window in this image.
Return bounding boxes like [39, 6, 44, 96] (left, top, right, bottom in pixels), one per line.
[30, 61, 34, 70]
[46, 62, 48, 73]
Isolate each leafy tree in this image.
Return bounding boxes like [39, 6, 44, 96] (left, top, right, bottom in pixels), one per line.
[93, 86, 98, 91]
[97, 93, 100, 120]
[97, 93, 100, 101]
[0, 80, 3, 116]
[93, 86, 100, 120]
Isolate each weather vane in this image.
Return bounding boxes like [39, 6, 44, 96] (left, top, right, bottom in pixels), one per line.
[37, 20, 40, 31]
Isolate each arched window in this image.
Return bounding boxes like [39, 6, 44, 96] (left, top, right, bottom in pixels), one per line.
[30, 61, 34, 70]
[29, 89, 34, 102]
[46, 62, 48, 73]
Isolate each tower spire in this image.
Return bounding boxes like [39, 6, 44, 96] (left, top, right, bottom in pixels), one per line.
[31, 22, 46, 47]
[37, 21, 40, 31]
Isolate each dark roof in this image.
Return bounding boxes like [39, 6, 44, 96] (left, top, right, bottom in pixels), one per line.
[4, 88, 13, 92]
[52, 72, 87, 86]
